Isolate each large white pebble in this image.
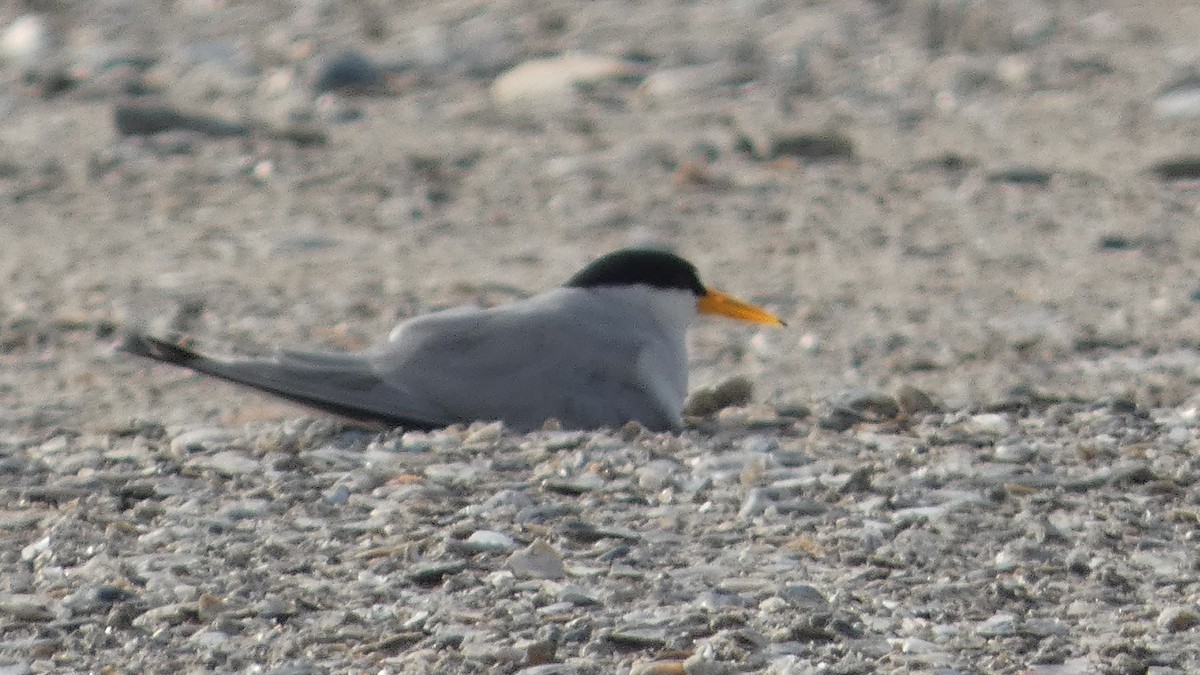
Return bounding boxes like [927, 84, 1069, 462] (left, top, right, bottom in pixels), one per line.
[491, 53, 641, 110]
[0, 14, 49, 68]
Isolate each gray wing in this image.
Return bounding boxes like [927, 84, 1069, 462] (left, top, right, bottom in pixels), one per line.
[122, 293, 684, 432]
[374, 295, 683, 432]
[121, 334, 445, 429]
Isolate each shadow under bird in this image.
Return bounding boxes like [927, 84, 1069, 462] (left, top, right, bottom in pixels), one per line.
[121, 248, 784, 432]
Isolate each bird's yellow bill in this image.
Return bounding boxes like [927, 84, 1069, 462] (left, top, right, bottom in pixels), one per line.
[698, 289, 785, 326]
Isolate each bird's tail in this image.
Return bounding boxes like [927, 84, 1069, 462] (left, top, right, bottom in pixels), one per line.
[119, 333, 442, 430]
[121, 333, 212, 371]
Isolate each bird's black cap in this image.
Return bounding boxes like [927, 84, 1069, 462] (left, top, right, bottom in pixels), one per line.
[566, 249, 706, 296]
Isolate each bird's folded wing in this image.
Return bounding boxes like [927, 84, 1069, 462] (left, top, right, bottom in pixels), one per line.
[121, 334, 445, 429]
[373, 301, 677, 431]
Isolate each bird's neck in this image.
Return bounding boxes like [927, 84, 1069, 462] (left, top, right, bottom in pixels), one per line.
[590, 285, 698, 335]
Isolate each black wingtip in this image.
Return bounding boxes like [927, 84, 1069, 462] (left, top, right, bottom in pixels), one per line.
[119, 333, 203, 367]
[118, 331, 447, 431]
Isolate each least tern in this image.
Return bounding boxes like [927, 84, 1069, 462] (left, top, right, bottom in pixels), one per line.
[121, 248, 783, 432]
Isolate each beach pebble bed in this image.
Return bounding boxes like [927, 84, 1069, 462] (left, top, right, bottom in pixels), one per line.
[3, 399, 1200, 672]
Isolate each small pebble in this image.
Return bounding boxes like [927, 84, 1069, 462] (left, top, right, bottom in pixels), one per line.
[169, 427, 237, 456]
[0, 14, 49, 69]
[738, 488, 769, 519]
[313, 50, 384, 93]
[466, 529, 518, 552]
[963, 413, 1012, 438]
[0, 597, 54, 623]
[491, 53, 642, 111]
[506, 539, 566, 580]
[637, 460, 679, 492]
[20, 537, 50, 562]
[684, 376, 755, 417]
[557, 585, 600, 606]
[323, 484, 351, 505]
[408, 561, 468, 586]
[0, 662, 32, 675]
[1154, 76, 1200, 120]
[629, 660, 685, 675]
[976, 612, 1018, 637]
[187, 450, 259, 477]
[608, 628, 668, 650]
[191, 630, 228, 647]
[993, 443, 1037, 463]
[114, 103, 248, 138]
[896, 385, 939, 415]
[1157, 606, 1200, 633]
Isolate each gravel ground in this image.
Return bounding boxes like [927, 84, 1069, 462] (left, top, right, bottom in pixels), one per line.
[4, 0, 1200, 672]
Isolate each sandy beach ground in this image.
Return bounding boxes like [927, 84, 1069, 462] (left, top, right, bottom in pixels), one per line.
[3, 0, 1200, 672]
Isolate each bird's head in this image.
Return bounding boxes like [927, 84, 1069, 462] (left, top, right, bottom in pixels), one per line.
[566, 249, 785, 327]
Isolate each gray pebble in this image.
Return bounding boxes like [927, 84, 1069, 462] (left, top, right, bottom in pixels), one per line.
[606, 627, 668, 649]
[170, 428, 236, 456]
[976, 612, 1018, 637]
[777, 584, 829, 608]
[1155, 76, 1200, 120]
[962, 413, 1012, 438]
[535, 600, 574, 615]
[718, 577, 774, 595]
[684, 654, 735, 675]
[738, 488, 769, 519]
[191, 630, 228, 647]
[132, 602, 196, 628]
[408, 561, 467, 586]
[1158, 606, 1200, 633]
[219, 499, 270, 520]
[506, 539, 566, 580]
[323, 484, 351, 505]
[0, 596, 54, 623]
[187, 450, 259, 477]
[637, 459, 680, 491]
[557, 585, 600, 607]
[313, 51, 384, 93]
[513, 665, 580, 675]
[993, 443, 1037, 463]
[20, 536, 50, 562]
[684, 376, 755, 417]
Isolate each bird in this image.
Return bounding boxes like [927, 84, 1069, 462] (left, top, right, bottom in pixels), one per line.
[121, 248, 784, 432]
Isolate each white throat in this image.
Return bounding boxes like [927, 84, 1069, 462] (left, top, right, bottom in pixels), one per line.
[586, 284, 694, 419]
[590, 284, 699, 335]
